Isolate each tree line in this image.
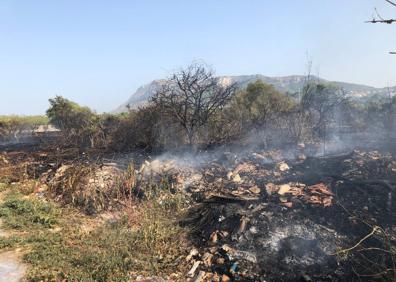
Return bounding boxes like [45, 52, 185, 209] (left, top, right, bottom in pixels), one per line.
[4, 62, 394, 150]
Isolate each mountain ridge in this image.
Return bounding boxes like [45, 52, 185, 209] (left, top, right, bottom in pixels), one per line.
[114, 75, 396, 113]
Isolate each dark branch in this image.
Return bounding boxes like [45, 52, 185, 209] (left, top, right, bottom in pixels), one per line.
[385, 0, 396, 7]
[366, 19, 396, 24]
[366, 0, 396, 24]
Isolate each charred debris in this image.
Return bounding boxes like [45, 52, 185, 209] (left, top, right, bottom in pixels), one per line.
[1, 141, 395, 281]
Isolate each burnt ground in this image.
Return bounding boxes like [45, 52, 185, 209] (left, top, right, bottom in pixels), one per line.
[0, 140, 395, 281]
[179, 148, 396, 281]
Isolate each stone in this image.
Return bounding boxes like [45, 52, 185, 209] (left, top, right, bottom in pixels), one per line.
[278, 184, 291, 195]
[249, 185, 261, 194]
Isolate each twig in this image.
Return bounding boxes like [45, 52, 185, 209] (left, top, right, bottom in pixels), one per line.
[331, 226, 380, 255]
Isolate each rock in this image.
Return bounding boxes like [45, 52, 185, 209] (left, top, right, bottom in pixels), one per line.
[301, 273, 312, 281]
[187, 261, 201, 278]
[209, 246, 217, 254]
[221, 274, 231, 282]
[135, 276, 166, 282]
[186, 248, 199, 261]
[282, 202, 293, 208]
[265, 183, 278, 195]
[190, 173, 203, 182]
[277, 162, 290, 172]
[298, 143, 305, 149]
[0, 155, 9, 165]
[249, 186, 261, 194]
[233, 162, 256, 174]
[298, 154, 307, 161]
[238, 216, 249, 233]
[278, 184, 291, 195]
[232, 173, 242, 183]
[202, 252, 213, 267]
[252, 152, 266, 160]
[193, 271, 206, 282]
[212, 273, 220, 282]
[279, 196, 288, 203]
[249, 226, 258, 234]
[210, 231, 218, 243]
[226, 171, 233, 180]
[219, 230, 229, 238]
[221, 244, 233, 252]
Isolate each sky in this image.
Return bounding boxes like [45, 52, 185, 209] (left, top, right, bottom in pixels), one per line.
[0, 0, 395, 115]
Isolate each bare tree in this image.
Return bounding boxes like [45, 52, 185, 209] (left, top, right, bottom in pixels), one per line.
[151, 63, 237, 145]
[302, 84, 347, 129]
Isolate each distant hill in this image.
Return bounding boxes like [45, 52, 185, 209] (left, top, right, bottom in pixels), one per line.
[113, 75, 396, 113]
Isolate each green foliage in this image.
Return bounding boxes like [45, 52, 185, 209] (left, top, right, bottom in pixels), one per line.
[232, 80, 294, 128]
[0, 115, 48, 126]
[42, 82, 395, 149]
[0, 192, 58, 229]
[46, 96, 123, 148]
[24, 213, 186, 281]
[46, 96, 96, 130]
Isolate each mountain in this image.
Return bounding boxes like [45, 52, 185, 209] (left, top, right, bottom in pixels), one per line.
[114, 75, 396, 113]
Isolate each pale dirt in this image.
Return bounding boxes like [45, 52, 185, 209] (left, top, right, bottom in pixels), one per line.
[0, 192, 27, 282]
[0, 250, 26, 282]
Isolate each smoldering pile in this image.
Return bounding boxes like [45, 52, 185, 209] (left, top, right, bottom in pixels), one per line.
[143, 147, 396, 281]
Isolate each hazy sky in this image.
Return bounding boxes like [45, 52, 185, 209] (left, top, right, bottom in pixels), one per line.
[1, 0, 395, 115]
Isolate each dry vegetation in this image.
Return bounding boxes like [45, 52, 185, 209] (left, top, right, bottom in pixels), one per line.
[0, 152, 191, 281]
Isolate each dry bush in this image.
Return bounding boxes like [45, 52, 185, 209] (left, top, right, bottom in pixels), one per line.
[109, 105, 187, 151]
[46, 161, 184, 215]
[0, 156, 31, 184]
[109, 105, 162, 151]
[48, 163, 136, 214]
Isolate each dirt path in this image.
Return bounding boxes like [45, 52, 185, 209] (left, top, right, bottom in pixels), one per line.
[0, 250, 26, 282]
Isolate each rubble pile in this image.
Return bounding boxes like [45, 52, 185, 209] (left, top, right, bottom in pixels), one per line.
[265, 182, 333, 208]
[165, 148, 396, 281]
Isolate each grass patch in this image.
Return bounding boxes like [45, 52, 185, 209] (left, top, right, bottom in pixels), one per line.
[0, 115, 48, 125]
[0, 191, 58, 230]
[0, 186, 189, 281]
